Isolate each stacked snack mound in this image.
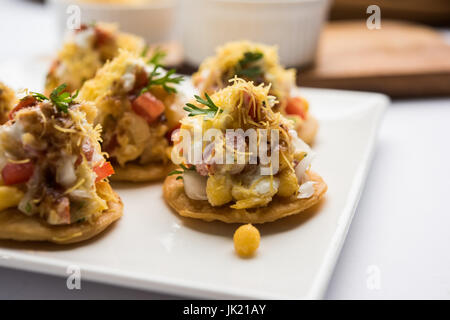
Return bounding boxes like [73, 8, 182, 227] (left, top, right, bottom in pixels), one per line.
[164, 79, 326, 224]
[79, 50, 187, 181]
[0, 85, 122, 244]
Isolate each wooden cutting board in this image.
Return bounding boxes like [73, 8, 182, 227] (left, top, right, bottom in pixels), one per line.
[300, 21, 450, 97]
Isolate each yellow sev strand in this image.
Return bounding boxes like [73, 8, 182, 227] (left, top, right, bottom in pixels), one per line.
[53, 123, 77, 133]
[7, 158, 30, 164]
[64, 178, 86, 195]
[281, 150, 295, 173]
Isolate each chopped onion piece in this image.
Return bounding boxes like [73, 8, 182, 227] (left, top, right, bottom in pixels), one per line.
[297, 181, 316, 199]
[183, 170, 208, 200]
[121, 65, 136, 92]
[295, 154, 314, 183]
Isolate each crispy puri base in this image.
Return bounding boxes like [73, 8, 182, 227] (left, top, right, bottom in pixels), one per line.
[111, 162, 175, 182]
[0, 182, 123, 244]
[163, 171, 327, 224]
[298, 115, 319, 145]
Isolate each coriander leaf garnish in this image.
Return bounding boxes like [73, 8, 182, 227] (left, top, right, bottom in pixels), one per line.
[50, 84, 79, 113]
[140, 65, 184, 95]
[140, 45, 149, 58]
[25, 202, 32, 213]
[168, 164, 196, 180]
[150, 68, 183, 93]
[236, 66, 263, 78]
[32, 84, 78, 113]
[147, 49, 166, 66]
[184, 93, 222, 118]
[30, 92, 48, 102]
[234, 51, 264, 79]
[140, 48, 182, 94]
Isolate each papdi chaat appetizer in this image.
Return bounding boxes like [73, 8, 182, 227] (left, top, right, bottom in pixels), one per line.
[192, 41, 318, 144]
[164, 79, 326, 224]
[79, 50, 187, 181]
[0, 85, 122, 244]
[45, 22, 145, 95]
[0, 82, 16, 124]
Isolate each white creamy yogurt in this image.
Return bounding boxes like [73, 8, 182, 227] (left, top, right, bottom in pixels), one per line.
[73, 28, 95, 48]
[254, 177, 280, 195]
[121, 64, 137, 92]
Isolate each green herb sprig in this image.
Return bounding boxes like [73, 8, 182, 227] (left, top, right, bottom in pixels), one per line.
[140, 45, 149, 58]
[184, 93, 222, 118]
[139, 48, 182, 94]
[31, 84, 78, 113]
[234, 51, 264, 79]
[147, 49, 166, 66]
[168, 164, 196, 180]
[140, 65, 183, 95]
[140, 46, 166, 65]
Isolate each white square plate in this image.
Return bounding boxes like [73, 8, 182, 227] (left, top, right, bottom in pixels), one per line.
[0, 59, 388, 299]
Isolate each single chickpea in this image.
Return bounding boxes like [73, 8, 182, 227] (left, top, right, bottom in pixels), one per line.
[233, 224, 260, 257]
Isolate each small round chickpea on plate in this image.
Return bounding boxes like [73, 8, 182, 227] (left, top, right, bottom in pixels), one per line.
[233, 224, 260, 258]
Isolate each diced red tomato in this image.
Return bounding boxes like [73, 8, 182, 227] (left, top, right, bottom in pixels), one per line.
[75, 24, 88, 33]
[94, 26, 113, 48]
[131, 92, 165, 124]
[286, 97, 307, 120]
[165, 123, 181, 142]
[94, 162, 115, 182]
[244, 92, 257, 120]
[9, 96, 37, 120]
[48, 60, 60, 75]
[2, 162, 34, 185]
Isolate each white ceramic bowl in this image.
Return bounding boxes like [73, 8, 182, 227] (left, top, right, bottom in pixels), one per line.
[49, 0, 176, 44]
[178, 0, 331, 67]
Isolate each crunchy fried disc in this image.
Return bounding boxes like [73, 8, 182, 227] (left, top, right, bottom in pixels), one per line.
[163, 171, 327, 224]
[111, 162, 175, 182]
[298, 115, 318, 145]
[0, 182, 123, 244]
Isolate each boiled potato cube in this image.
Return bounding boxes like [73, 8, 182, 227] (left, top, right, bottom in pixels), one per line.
[206, 174, 233, 206]
[0, 186, 24, 211]
[277, 169, 299, 197]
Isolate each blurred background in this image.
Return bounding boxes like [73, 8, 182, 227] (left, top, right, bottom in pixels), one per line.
[2, 0, 450, 96]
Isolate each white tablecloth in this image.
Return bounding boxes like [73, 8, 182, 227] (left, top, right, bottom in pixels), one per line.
[0, 0, 449, 299]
